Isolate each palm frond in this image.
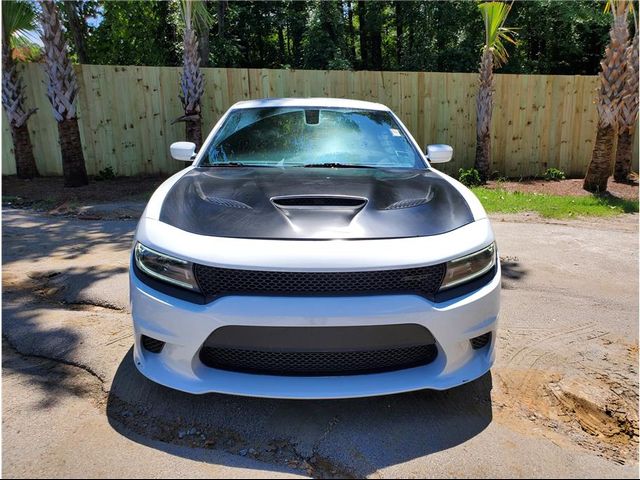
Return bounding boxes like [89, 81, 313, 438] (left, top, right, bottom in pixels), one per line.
[478, 1, 517, 67]
[604, 0, 634, 15]
[179, 0, 213, 31]
[2, 0, 37, 45]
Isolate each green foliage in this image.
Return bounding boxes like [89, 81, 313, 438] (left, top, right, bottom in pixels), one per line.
[458, 168, 483, 187]
[478, 1, 518, 66]
[2, 0, 37, 46]
[472, 188, 639, 218]
[502, 1, 611, 75]
[62, 0, 615, 76]
[543, 168, 567, 181]
[303, 1, 351, 70]
[95, 166, 116, 181]
[86, 1, 181, 66]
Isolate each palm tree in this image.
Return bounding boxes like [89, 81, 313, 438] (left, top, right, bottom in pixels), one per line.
[39, 0, 88, 187]
[583, 0, 629, 193]
[614, 23, 638, 183]
[2, 0, 39, 179]
[174, 0, 212, 150]
[473, 1, 517, 183]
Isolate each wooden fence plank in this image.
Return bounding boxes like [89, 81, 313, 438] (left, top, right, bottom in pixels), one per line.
[2, 65, 637, 178]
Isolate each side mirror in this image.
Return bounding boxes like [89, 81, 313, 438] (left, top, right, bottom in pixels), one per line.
[426, 144, 453, 163]
[170, 141, 196, 161]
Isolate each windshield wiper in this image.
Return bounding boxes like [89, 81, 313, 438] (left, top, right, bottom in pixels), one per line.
[303, 162, 375, 169]
[204, 162, 246, 167]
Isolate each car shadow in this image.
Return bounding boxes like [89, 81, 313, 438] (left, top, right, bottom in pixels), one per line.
[500, 257, 527, 290]
[106, 349, 493, 477]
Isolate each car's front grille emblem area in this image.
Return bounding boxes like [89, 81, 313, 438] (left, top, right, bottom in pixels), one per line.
[193, 263, 446, 299]
[199, 344, 438, 376]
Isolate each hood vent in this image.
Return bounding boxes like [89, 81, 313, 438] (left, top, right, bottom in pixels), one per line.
[271, 196, 367, 210]
[384, 197, 431, 210]
[205, 196, 252, 209]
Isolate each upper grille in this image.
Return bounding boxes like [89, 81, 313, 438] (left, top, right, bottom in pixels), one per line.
[193, 263, 446, 299]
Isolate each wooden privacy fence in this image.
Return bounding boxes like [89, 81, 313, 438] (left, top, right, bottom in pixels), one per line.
[2, 64, 638, 177]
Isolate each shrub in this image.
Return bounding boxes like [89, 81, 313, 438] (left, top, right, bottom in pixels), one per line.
[458, 168, 482, 187]
[95, 166, 116, 181]
[543, 168, 566, 181]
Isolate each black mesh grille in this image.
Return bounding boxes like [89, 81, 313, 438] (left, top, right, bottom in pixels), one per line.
[199, 344, 438, 376]
[141, 335, 165, 353]
[470, 332, 492, 350]
[193, 263, 446, 299]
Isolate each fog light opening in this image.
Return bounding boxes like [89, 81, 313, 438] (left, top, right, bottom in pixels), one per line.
[141, 335, 165, 354]
[470, 332, 492, 350]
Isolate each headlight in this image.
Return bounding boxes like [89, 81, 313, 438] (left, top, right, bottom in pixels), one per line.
[440, 243, 496, 290]
[134, 242, 199, 291]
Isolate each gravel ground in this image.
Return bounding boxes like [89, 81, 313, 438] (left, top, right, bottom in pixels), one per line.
[2, 206, 638, 478]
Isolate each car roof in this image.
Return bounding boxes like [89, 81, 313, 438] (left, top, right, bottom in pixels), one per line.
[230, 97, 390, 112]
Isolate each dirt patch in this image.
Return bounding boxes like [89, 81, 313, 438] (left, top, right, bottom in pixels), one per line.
[486, 177, 639, 200]
[2, 175, 166, 212]
[548, 377, 638, 442]
[493, 329, 639, 465]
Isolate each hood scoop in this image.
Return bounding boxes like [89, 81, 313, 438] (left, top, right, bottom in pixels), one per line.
[271, 196, 367, 236]
[271, 195, 367, 210]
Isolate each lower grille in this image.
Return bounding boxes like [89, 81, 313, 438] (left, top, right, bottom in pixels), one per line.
[470, 332, 492, 350]
[199, 344, 438, 376]
[141, 335, 165, 353]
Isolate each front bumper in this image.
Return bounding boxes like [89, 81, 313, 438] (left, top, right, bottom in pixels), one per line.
[130, 261, 500, 399]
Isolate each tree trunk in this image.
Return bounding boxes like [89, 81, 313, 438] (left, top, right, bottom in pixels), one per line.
[58, 117, 88, 187]
[196, 1, 210, 68]
[475, 131, 491, 182]
[40, 0, 89, 187]
[278, 26, 286, 65]
[186, 118, 203, 152]
[583, 124, 616, 193]
[474, 49, 494, 183]
[199, 30, 210, 68]
[395, 1, 403, 67]
[585, 2, 629, 192]
[358, 0, 367, 69]
[218, 0, 227, 38]
[62, 1, 89, 64]
[3, 44, 39, 179]
[11, 123, 38, 179]
[347, 1, 356, 64]
[370, 28, 382, 70]
[613, 129, 634, 183]
[367, 2, 383, 71]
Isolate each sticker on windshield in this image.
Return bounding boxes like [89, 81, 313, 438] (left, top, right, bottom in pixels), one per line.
[390, 128, 402, 137]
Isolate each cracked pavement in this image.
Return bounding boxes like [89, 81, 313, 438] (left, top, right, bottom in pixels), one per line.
[2, 208, 638, 478]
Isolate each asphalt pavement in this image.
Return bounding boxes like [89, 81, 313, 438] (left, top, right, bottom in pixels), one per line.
[2, 208, 638, 478]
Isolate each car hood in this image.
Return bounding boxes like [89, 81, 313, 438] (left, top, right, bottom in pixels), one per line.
[159, 167, 473, 239]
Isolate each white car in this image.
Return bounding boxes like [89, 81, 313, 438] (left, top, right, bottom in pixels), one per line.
[130, 98, 500, 399]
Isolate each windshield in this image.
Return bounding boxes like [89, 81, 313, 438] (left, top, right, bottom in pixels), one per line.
[200, 107, 424, 169]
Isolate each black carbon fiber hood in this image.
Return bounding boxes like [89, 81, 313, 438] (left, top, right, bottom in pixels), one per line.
[159, 167, 473, 239]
